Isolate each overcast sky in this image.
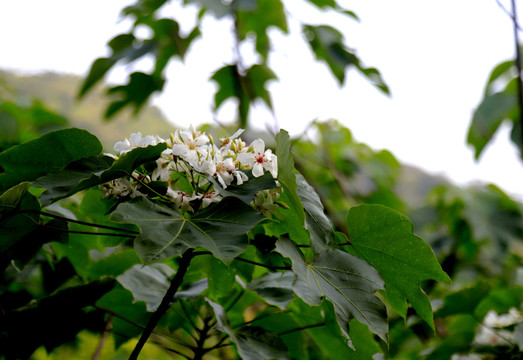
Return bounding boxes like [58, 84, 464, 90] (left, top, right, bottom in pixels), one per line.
[1, 0, 523, 199]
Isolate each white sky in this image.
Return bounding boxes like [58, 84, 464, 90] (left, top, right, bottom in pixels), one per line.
[1, 0, 523, 199]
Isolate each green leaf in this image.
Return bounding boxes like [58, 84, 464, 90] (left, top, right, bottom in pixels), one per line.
[467, 90, 518, 159]
[86, 249, 141, 280]
[205, 169, 276, 204]
[483, 59, 515, 96]
[237, 0, 288, 59]
[112, 196, 263, 264]
[0, 128, 102, 192]
[117, 263, 175, 311]
[296, 174, 336, 253]
[246, 271, 295, 309]
[206, 256, 235, 300]
[345, 204, 451, 330]
[474, 286, 523, 319]
[35, 143, 167, 206]
[246, 64, 278, 110]
[268, 130, 310, 245]
[0, 183, 40, 255]
[303, 25, 389, 94]
[275, 237, 387, 342]
[207, 299, 289, 360]
[436, 281, 491, 318]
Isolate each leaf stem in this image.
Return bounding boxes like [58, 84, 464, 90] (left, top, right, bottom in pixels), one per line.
[235, 257, 291, 270]
[129, 248, 195, 360]
[277, 322, 325, 336]
[510, 0, 523, 157]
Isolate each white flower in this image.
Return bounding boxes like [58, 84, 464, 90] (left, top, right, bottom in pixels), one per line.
[114, 132, 158, 155]
[167, 188, 201, 213]
[237, 139, 278, 178]
[219, 129, 245, 150]
[201, 191, 222, 208]
[99, 177, 142, 199]
[172, 126, 210, 161]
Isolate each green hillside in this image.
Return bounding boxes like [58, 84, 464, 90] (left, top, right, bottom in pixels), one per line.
[0, 69, 176, 151]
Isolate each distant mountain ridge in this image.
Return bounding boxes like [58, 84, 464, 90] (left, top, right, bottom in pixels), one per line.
[0, 69, 176, 151]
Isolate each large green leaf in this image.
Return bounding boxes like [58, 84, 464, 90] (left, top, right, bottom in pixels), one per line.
[207, 299, 289, 360]
[35, 143, 167, 206]
[0, 128, 102, 192]
[275, 237, 387, 342]
[112, 196, 263, 264]
[467, 90, 518, 159]
[345, 204, 450, 329]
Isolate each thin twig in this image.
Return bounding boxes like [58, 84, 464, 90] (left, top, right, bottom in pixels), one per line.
[235, 257, 291, 270]
[42, 224, 136, 238]
[24, 210, 139, 234]
[497, 0, 523, 31]
[129, 249, 195, 360]
[92, 315, 113, 360]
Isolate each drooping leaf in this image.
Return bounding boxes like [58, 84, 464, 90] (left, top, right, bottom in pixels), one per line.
[35, 143, 167, 206]
[345, 204, 451, 330]
[86, 249, 141, 280]
[275, 237, 387, 342]
[467, 90, 518, 159]
[303, 25, 389, 94]
[117, 263, 175, 311]
[207, 299, 289, 360]
[296, 174, 336, 253]
[206, 256, 235, 300]
[112, 196, 263, 264]
[0, 128, 102, 192]
[483, 59, 515, 96]
[246, 271, 295, 309]
[236, 0, 288, 59]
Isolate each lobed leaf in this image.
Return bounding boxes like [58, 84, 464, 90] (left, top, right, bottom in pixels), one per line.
[275, 237, 387, 342]
[112, 196, 263, 264]
[345, 204, 451, 329]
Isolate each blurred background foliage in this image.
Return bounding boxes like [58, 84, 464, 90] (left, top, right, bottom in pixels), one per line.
[2, 0, 523, 359]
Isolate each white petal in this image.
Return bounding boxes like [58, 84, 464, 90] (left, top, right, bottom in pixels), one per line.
[237, 152, 254, 166]
[129, 133, 142, 146]
[172, 144, 188, 156]
[252, 163, 264, 177]
[251, 138, 265, 154]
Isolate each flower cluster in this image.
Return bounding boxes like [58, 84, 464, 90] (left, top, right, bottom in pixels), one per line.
[474, 307, 522, 347]
[101, 126, 280, 214]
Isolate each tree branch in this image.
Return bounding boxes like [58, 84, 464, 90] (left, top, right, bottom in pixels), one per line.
[235, 256, 291, 270]
[129, 248, 195, 360]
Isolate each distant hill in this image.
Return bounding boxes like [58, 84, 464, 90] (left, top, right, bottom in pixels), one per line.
[0, 69, 176, 151]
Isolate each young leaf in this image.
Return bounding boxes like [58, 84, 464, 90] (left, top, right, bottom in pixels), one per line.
[345, 204, 451, 330]
[275, 237, 388, 342]
[112, 196, 263, 264]
[0, 128, 102, 192]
